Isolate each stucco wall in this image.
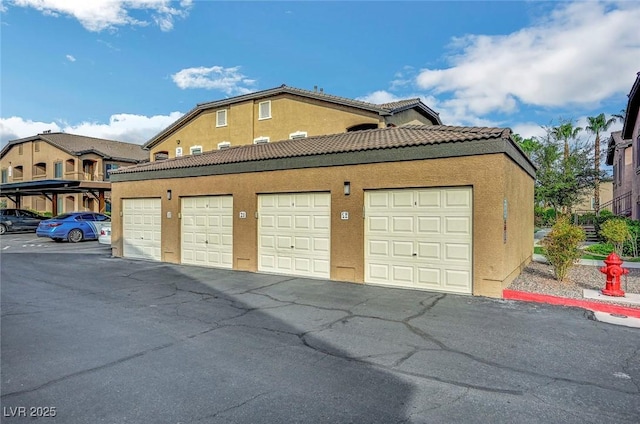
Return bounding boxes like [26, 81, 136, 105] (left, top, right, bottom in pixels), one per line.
[149, 95, 384, 160]
[111, 153, 534, 298]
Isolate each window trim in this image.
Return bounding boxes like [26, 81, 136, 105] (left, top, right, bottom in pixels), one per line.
[218, 141, 231, 150]
[258, 101, 271, 120]
[216, 109, 228, 127]
[253, 136, 270, 145]
[289, 131, 308, 140]
[176, 147, 183, 157]
[190, 145, 203, 155]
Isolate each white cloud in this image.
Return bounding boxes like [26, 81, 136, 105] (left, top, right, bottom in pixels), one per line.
[172, 66, 257, 95]
[10, 0, 193, 32]
[415, 1, 640, 116]
[66, 54, 76, 62]
[0, 112, 184, 147]
[357, 90, 402, 104]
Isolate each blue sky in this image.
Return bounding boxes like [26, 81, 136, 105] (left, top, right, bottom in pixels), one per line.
[1, 1, 639, 147]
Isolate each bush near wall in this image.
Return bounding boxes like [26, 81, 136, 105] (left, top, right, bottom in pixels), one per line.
[541, 216, 586, 281]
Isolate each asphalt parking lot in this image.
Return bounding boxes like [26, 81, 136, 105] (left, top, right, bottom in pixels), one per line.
[1, 234, 639, 423]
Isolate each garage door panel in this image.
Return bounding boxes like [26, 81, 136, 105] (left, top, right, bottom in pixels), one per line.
[294, 215, 311, 230]
[445, 269, 471, 288]
[417, 191, 441, 208]
[392, 241, 414, 257]
[258, 193, 330, 279]
[417, 242, 440, 260]
[277, 215, 293, 229]
[368, 216, 389, 232]
[445, 243, 471, 262]
[368, 240, 388, 256]
[417, 216, 440, 233]
[416, 267, 441, 287]
[445, 189, 472, 208]
[181, 196, 233, 269]
[392, 216, 414, 232]
[392, 191, 414, 207]
[391, 265, 414, 283]
[365, 187, 472, 294]
[445, 216, 471, 235]
[313, 237, 330, 253]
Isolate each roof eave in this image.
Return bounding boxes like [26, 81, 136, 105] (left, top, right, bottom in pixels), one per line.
[622, 72, 640, 140]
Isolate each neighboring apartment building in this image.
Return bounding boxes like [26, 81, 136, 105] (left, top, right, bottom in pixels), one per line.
[143, 85, 442, 160]
[0, 132, 148, 214]
[606, 131, 633, 215]
[574, 180, 614, 213]
[607, 72, 640, 219]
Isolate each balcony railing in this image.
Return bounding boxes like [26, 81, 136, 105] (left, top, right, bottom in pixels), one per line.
[600, 191, 632, 217]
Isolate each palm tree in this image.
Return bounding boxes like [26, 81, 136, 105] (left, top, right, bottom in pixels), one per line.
[586, 113, 616, 214]
[612, 108, 626, 124]
[551, 120, 582, 161]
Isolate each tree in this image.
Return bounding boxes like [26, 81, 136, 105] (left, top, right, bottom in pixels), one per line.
[586, 113, 616, 213]
[551, 119, 582, 161]
[531, 126, 596, 214]
[512, 133, 542, 157]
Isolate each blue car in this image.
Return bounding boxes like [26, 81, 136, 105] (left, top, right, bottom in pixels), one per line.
[36, 212, 111, 243]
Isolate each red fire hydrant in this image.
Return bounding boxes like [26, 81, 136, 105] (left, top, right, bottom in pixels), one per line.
[599, 252, 628, 297]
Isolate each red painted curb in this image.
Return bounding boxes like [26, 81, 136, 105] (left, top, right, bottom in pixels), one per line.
[502, 289, 640, 318]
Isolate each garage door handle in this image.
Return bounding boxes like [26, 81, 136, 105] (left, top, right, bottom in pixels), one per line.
[291, 246, 294, 249]
[412, 253, 417, 256]
[205, 240, 208, 244]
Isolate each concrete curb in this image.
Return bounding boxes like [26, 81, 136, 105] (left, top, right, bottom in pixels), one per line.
[502, 289, 640, 319]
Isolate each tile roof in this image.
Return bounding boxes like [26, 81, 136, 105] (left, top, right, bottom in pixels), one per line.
[114, 125, 512, 175]
[143, 85, 442, 149]
[1, 132, 148, 162]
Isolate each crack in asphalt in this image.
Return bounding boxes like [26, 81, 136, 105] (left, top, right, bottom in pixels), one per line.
[191, 392, 269, 423]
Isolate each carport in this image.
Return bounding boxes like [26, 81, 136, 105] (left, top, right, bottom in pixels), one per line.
[0, 179, 111, 214]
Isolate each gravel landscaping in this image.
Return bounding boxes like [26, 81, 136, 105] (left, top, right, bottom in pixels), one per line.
[508, 260, 640, 309]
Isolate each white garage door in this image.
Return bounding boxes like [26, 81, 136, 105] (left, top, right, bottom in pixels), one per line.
[123, 198, 162, 261]
[365, 187, 472, 294]
[181, 196, 233, 269]
[258, 193, 330, 279]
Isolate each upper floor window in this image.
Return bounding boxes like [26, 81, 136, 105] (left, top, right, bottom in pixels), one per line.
[289, 131, 308, 140]
[54, 161, 63, 178]
[253, 137, 270, 145]
[18, 145, 23, 155]
[258, 101, 271, 120]
[105, 163, 119, 180]
[176, 147, 183, 157]
[218, 141, 231, 150]
[34, 141, 41, 152]
[66, 159, 75, 173]
[34, 162, 46, 177]
[154, 151, 169, 161]
[190, 146, 203, 155]
[13, 166, 23, 179]
[1, 169, 7, 183]
[216, 110, 227, 127]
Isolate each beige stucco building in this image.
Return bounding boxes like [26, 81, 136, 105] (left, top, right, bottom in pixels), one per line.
[143, 85, 442, 161]
[111, 125, 535, 298]
[0, 132, 147, 214]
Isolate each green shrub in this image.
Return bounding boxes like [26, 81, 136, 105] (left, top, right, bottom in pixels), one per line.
[599, 219, 630, 256]
[541, 216, 585, 281]
[594, 209, 615, 235]
[584, 243, 614, 256]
